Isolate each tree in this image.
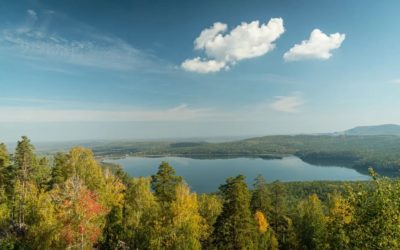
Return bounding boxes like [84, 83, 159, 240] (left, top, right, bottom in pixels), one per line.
[250, 175, 271, 215]
[12, 136, 38, 231]
[0, 143, 9, 187]
[0, 143, 14, 197]
[166, 183, 206, 249]
[124, 177, 159, 249]
[151, 162, 183, 204]
[347, 169, 400, 249]
[198, 194, 222, 248]
[0, 187, 11, 248]
[98, 169, 126, 250]
[270, 180, 286, 234]
[66, 147, 105, 191]
[22, 182, 59, 249]
[54, 177, 107, 249]
[296, 194, 328, 250]
[34, 157, 51, 189]
[326, 193, 353, 250]
[274, 215, 298, 250]
[14, 136, 37, 183]
[212, 175, 257, 250]
[50, 152, 69, 188]
[269, 180, 298, 249]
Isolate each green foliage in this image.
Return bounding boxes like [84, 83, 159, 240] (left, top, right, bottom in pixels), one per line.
[270, 180, 286, 236]
[4, 137, 400, 249]
[251, 175, 271, 215]
[212, 175, 257, 250]
[67, 147, 106, 191]
[326, 193, 353, 250]
[164, 183, 206, 249]
[14, 136, 37, 183]
[0, 143, 9, 185]
[198, 193, 223, 248]
[151, 161, 183, 204]
[296, 194, 328, 250]
[0, 143, 13, 196]
[123, 177, 159, 248]
[346, 169, 400, 249]
[50, 152, 69, 188]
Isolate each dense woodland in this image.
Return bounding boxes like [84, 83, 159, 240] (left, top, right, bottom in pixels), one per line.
[1, 136, 400, 249]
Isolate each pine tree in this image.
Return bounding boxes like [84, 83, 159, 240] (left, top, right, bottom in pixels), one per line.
[50, 152, 69, 188]
[0, 143, 13, 196]
[13, 136, 38, 232]
[270, 180, 286, 235]
[212, 175, 257, 250]
[0, 143, 9, 188]
[151, 161, 183, 204]
[296, 194, 328, 250]
[250, 175, 271, 215]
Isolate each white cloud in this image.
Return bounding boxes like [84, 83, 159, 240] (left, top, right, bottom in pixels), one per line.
[270, 95, 305, 113]
[283, 29, 345, 61]
[194, 22, 227, 50]
[181, 57, 227, 73]
[182, 18, 285, 73]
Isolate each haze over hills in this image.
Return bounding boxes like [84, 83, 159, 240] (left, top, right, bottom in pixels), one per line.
[10, 124, 400, 155]
[342, 124, 400, 136]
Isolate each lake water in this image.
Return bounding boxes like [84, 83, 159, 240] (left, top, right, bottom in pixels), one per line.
[105, 156, 370, 193]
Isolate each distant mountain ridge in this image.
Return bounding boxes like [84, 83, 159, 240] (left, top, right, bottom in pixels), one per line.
[343, 124, 400, 136]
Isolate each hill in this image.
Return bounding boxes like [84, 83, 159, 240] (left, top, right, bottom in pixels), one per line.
[343, 124, 400, 136]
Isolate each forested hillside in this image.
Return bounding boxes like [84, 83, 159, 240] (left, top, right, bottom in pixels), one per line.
[1, 136, 400, 249]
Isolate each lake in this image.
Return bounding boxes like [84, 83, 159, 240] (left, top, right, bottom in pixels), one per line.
[105, 156, 370, 193]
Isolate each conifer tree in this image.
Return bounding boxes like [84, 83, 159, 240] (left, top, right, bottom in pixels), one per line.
[296, 194, 328, 250]
[151, 161, 183, 204]
[212, 175, 257, 250]
[251, 175, 271, 215]
[0, 143, 9, 188]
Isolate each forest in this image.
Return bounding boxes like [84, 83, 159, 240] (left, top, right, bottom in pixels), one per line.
[1, 136, 400, 249]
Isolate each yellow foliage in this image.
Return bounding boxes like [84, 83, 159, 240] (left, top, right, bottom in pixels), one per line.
[328, 194, 353, 225]
[68, 147, 105, 191]
[255, 210, 268, 234]
[270, 233, 279, 250]
[169, 183, 206, 249]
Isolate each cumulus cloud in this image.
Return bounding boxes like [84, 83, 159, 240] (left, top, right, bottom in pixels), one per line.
[283, 29, 345, 61]
[182, 18, 285, 73]
[194, 22, 227, 50]
[181, 57, 227, 73]
[270, 95, 304, 113]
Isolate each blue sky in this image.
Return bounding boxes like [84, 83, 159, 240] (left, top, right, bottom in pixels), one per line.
[1, 0, 400, 142]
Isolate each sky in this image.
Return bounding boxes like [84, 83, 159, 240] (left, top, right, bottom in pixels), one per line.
[1, 0, 400, 142]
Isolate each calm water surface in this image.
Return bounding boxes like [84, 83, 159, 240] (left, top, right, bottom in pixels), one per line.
[106, 156, 370, 193]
